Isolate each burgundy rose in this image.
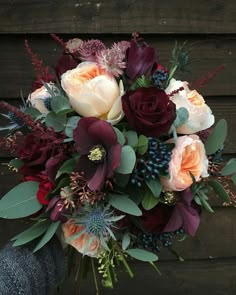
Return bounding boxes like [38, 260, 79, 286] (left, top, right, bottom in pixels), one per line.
[122, 87, 176, 137]
[55, 54, 78, 79]
[163, 188, 201, 236]
[125, 38, 158, 81]
[73, 117, 121, 191]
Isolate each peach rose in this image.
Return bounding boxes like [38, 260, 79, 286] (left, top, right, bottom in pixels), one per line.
[165, 79, 214, 134]
[28, 83, 59, 114]
[161, 135, 209, 191]
[62, 220, 104, 257]
[61, 62, 124, 125]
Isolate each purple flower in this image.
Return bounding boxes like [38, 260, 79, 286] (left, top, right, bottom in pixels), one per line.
[47, 196, 67, 222]
[73, 117, 122, 191]
[125, 38, 158, 81]
[163, 188, 201, 236]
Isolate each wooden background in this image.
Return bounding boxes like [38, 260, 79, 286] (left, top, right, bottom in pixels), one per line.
[0, 0, 236, 294]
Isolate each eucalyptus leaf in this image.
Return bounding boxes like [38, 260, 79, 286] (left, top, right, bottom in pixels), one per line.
[221, 158, 236, 176]
[122, 232, 131, 250]
[65, 116, 80, 138]
[9, 158, 24, 170]
[205, 119, 227, 155]
[174, 107, 189, 127]
[34, 221, 61, 252]
[136, 135, 149, 155]
[208, 179, 230, 203]
[126, 248, 158, 262]
[124, 130, 138, 148]
[51, 95, 71, 114]
[146, 178, 162, 198]
[115, 145, 136, 174]
[142, 190, 159, 210]
[232, 174, 236, 185]
[113, 127, 125, 146]
[0, 181, 42, 219]
[45, 112, 66, 132]
[12, 220, 50, 246]
[109, 194, 142, 216]
[56, 157, 78, 179]
[24, 107, 42, 119]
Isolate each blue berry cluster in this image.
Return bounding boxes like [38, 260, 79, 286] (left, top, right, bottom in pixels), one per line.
[7, 112, 24, 128]
[152, 69, 169, 88]
[137, 229, 184, 252]
[43, 98, 52, 111]
[131, 138, 172, 187]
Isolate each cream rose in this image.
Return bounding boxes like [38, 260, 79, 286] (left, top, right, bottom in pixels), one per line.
[61, 62, 124, 125]
[165, 78, 214, 134]
[161, 135, 209, 191]
[62, 221, 104, 257]
[27, 83, 59, 114]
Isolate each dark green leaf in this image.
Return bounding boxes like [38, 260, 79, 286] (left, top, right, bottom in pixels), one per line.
[124, 131, 138, 148]
[126, 248, 158, 262]
[45, 112, 66, 132]
[115, 145, 136, 174]
[12, 220, 50, 246]
[109, 194, 142, 216]
[205, 119, 228, 155]
[208, 179, 230, 203]
[65, 116, 80, 138]
[0, 181, 42, 219]
[142, 189, 160, 210]
[221, 158, 236, 176]
[56, 157, 78, 179]
[34, 221, 61, 252]
[146, 178, 162, 198]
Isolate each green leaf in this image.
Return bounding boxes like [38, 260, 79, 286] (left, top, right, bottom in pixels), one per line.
[174, 107, 189, 127]
[221, 158, 236, 176]
[136, 135, 148, 155]
[126, 248, 158, 262]
[146, 178, 162, 198]
[122, 232, 131, 250]
[114, 173, 130, 187]
[24, 107, 42, 119]
[124, 131, 138, 148]
[199, 197, 214, 213]
[45, 112, 66, 132]
[0, 181, 42, 219]
[12, 220, 50, 246]
[115, 145, 136, 174]
[51, 177, 70, 194]
[208, 179, 230, 203]
[113, 127, 125, 146]
[205, 119, 228, 155]
[34, 221, 61, 252]
[142, 190, 160, 210]
[56, 157, 78, 179]
[109, 194, 142, 216]
[65, 116, 80, 138]
[51, 95, 71, 114]
[9, 158, 24, 170]
[232, 174, 236, 185]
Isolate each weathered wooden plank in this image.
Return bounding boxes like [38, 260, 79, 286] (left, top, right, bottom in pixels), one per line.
[0, 0, 236, 34]
[0, 35, 236, 98]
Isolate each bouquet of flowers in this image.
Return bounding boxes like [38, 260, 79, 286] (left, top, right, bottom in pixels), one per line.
[0, 33, 235, 292]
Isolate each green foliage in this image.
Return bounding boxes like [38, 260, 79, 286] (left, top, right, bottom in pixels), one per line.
[115, 145, 136, 174]
[122, 232, 131, 250]
[51, 95, 73, 115]
[9, 158, 24, 170]
[33, 221, 61, 252]
[109, 194, 142, 216]
[205, 119, 227, 155]
[113, 127, 126, 146]
[124, 130, 138, 148]
[221, 158, 236, 176]
[65, 116, 80, 138]
[45, 112, 66, 132]
[142, 189, 160, 210]
[126, 248, 158, 262]
[174, 107, 189, 128]
[56, 156, 79, 179]
[136, 135, 149, 155]
[24, 107, 42, 119]
[11, 220, 50, 246]
[208, 179, 230, 203]
[130, 75, 152, 90]
[146, 178, 162, 198]
[0, 181, 42, 219]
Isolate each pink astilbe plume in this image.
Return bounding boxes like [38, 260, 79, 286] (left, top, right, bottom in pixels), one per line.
[50, 33, 66, 48]
[78, 39, 106, 62]
[25, 40, 55, 90]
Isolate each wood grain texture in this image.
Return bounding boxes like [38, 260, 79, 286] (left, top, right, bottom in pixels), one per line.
[58, 258, 236, 295]
[0, 0, 236, 34]
[1, 35, 236, 98]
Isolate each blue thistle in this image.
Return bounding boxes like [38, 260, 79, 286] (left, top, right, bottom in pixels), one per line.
[43, 97, 52, 111]
[131, 137, 172, 187]
[71, 205, 124, 252]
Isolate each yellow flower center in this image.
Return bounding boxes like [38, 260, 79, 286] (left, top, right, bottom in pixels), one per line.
[88, 145, 106, 162]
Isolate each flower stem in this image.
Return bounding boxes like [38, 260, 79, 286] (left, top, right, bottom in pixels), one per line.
[114, 243, 134, 278]
[91, 258, 100, 295]
[167, 65, 178, 84]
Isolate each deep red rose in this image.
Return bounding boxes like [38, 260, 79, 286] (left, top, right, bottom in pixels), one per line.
[55, 54, 78, 79]
[122, 87, 176, 137]
[125, 38, 158, 81]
